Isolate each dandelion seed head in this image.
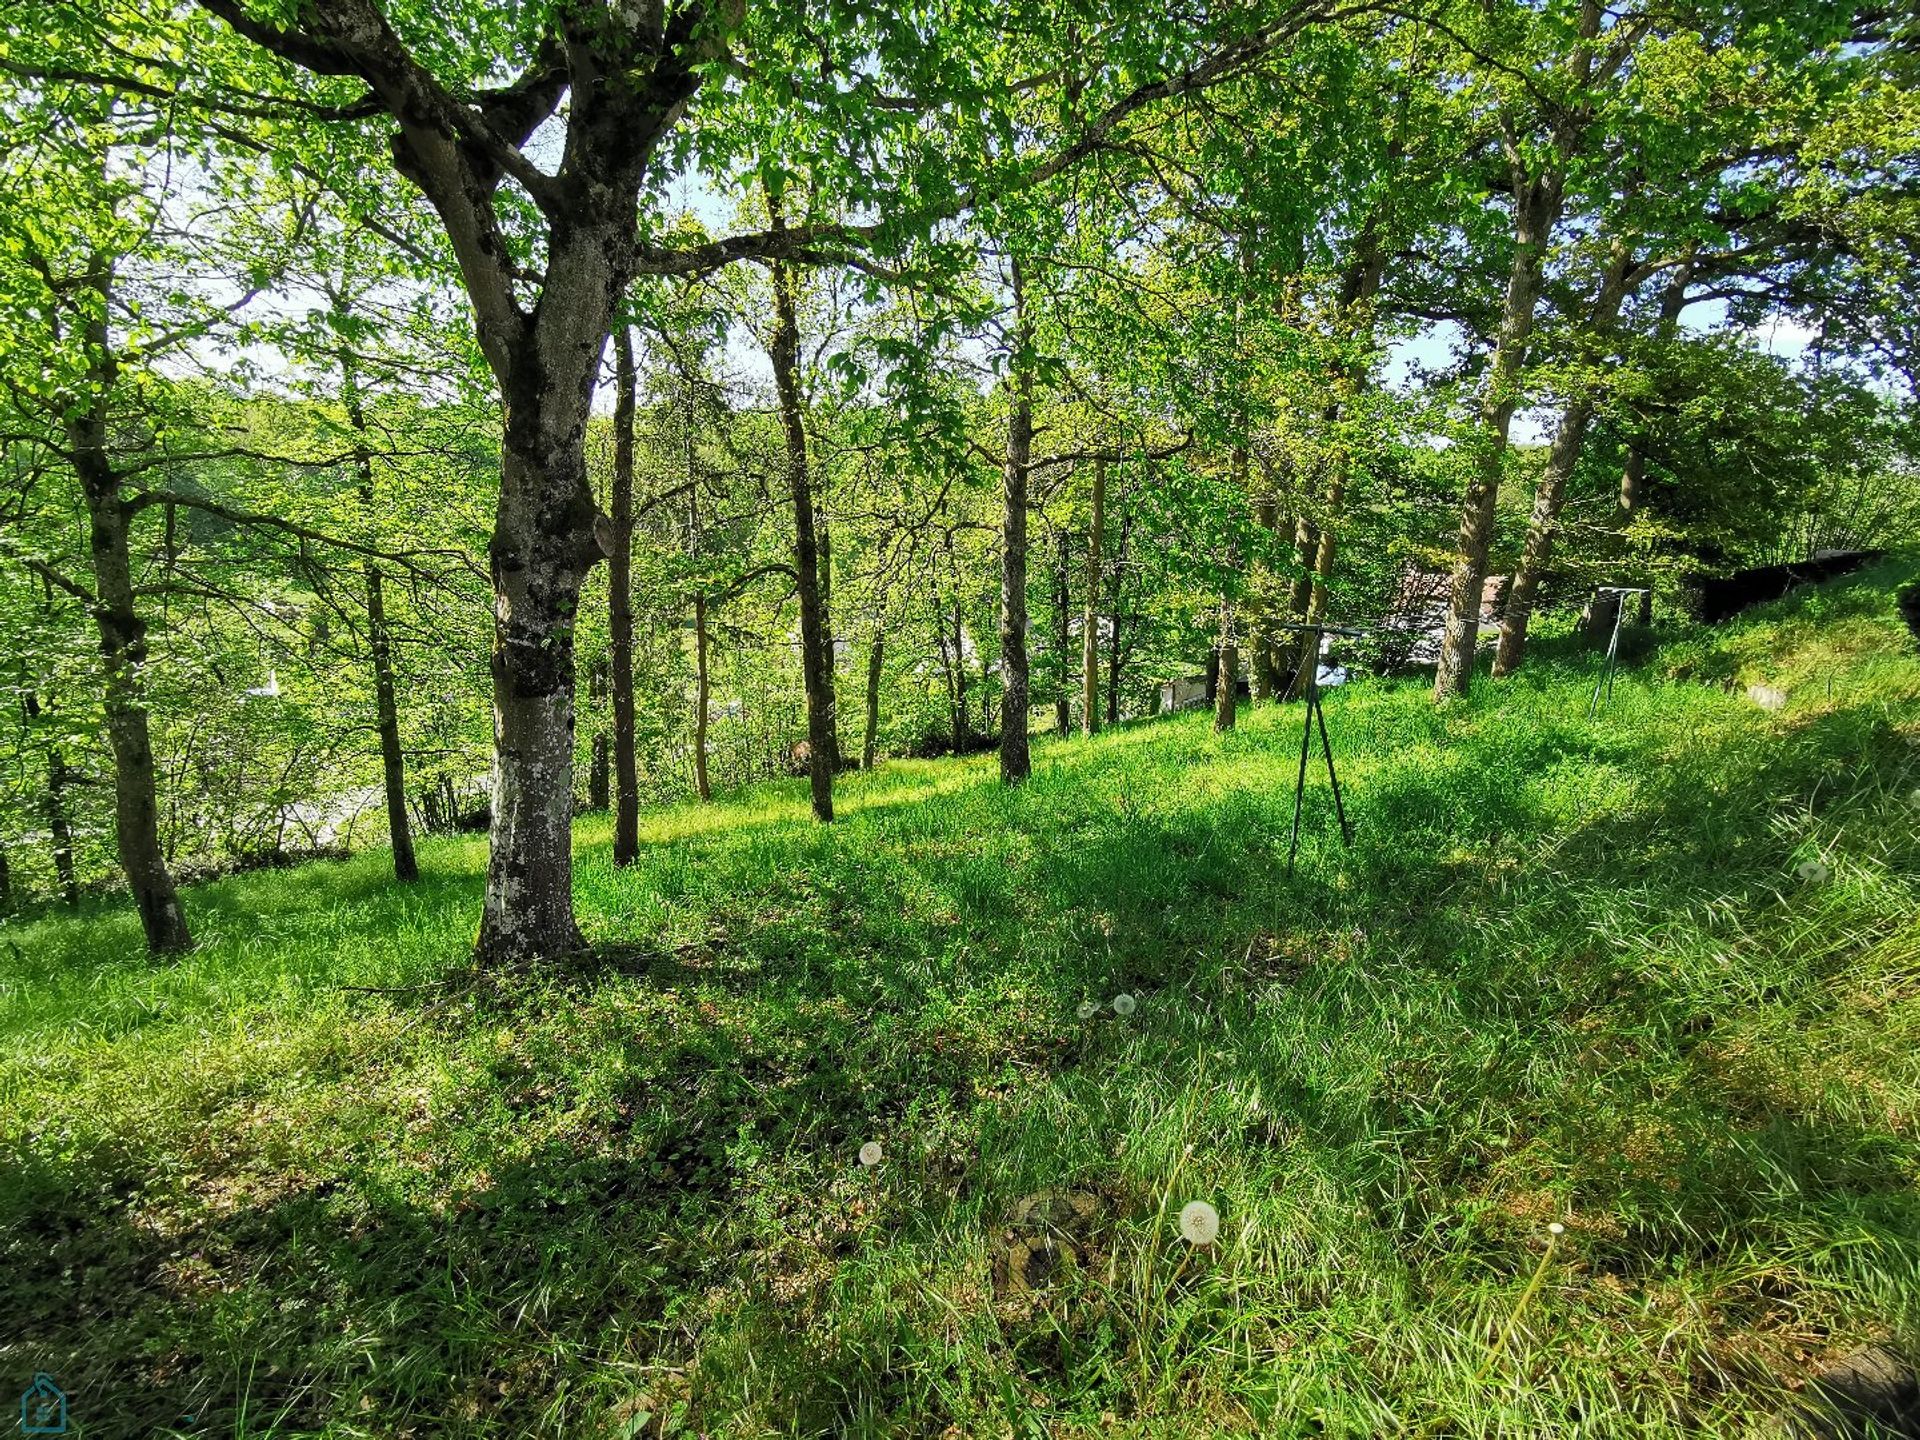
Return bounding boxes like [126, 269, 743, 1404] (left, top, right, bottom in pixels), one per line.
[858, 1141, 883, 1168]
[1076, 1000, 1100, 1021]
[1178, 1200, 1220, 1246]
[1111, 993, 1137, 1017]
[1796, 858, 1830, 884]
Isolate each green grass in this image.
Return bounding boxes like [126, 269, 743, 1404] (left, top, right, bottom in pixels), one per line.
[5, 559, 1919, 1438]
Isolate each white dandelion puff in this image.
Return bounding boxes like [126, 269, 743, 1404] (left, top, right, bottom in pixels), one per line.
[1111, 993, 1137, 1017]
[1178, 1200, 1220, 1246]
[858, 1141, 883, 1168]
[1795, 858, 1830, 884]
[1076, 1000, 1100, 1021]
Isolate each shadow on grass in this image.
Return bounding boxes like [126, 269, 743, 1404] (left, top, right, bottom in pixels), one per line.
[3, 635, 1918, 1435]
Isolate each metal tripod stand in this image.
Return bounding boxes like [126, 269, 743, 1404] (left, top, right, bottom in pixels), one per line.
[1276, 622, 1366, 875]
[1587, 586, 1650, 717]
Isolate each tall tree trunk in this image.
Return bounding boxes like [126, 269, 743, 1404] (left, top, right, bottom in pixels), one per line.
[998, 256, 1035, 786]
[863, 629, 884, 769]
[70, 262, 190, 954]
[47, 749, 79, 908]
[1617, 442, 1647, 527]
[1052, 526, 1072, 734]
[1303, 486, 1341, 628]
[589, 731, 611, 810]
[1612, 255, 1689, 637]
[766, 233, 833, 823]
[979, 639, 994, 737]
[1274, 495, 1320, 695]
[819, 520, 840, 770]
[1433, 176, 1563, 702]
[364, 563, 419, 879]
[80, 470, 190, 951]
[610, 325, 641, 863]
[1213, 589, 1238, 734]
[945, 524, 969, 752]
[338, 339, 419, 882]
[1491, 395, 1596, 676]
[1494, 244, 1638, 676]
[1280, 505, 1317, 698]
[465, 212, 641, 965]
[22, 693, 80, 907]
[1283, 485, 1341, 702]
[1252, 485, 1281, 701]
[1081, 457, 1107, 736]
[1108, 507, 1131, 725]
[693, 593, 712, 802]
[478, 392, 607, 964]
[587, 659, 610, 808]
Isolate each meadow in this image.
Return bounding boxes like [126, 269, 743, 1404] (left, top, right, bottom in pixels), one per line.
[4, 560, 1917, 1438]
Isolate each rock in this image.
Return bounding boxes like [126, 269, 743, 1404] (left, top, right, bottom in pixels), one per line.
[1780, 1344, 1920, 1439]
[990, 1189, 1105, 1320]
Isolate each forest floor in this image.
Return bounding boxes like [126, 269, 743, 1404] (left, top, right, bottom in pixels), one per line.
[4, 559, 1919, 1439]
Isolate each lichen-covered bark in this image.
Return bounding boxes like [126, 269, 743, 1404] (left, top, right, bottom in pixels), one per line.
[474, 298, 618, 965]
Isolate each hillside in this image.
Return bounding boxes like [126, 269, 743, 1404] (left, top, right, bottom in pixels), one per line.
[4, 559, 1918, 1439]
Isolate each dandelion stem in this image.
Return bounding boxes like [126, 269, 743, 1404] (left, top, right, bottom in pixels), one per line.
[1476, 1225, 1561, 1384]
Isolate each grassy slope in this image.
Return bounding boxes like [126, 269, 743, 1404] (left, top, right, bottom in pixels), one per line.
[3, 560, 1918, 1439]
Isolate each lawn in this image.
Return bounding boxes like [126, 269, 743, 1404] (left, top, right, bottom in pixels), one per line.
[4, 561, 1918, 1438]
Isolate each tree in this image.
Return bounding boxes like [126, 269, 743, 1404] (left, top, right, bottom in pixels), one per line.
[19, 0, 1329, 962]
[997, 255, 1037, 784]
[327, 289, 420, 881]
[763, 192, 836, 823]
[1430, 0, 1634, 701]
[609, 324, 641, 863]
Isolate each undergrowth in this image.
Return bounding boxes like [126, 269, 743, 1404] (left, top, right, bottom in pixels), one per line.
[3, 558, 1917, 1438]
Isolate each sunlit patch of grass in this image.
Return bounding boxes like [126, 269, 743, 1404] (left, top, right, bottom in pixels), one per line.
[3, 555, 1918, 1437]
